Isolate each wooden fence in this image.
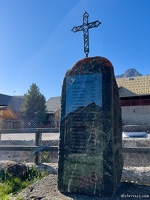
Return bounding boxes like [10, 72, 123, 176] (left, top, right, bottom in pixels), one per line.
[122, 125, 150, 132]
[0, 126, 150, 165]
[0, 128, 59, 164]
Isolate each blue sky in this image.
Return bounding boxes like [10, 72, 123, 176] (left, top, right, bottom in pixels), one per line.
[0, 0, 150, 100]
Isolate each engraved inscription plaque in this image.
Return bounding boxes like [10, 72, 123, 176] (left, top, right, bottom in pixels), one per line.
[66, 74, 102, 116]
[62, 73, 104, 194]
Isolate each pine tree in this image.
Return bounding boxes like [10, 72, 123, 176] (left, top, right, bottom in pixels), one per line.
[21, 83, 47, 127]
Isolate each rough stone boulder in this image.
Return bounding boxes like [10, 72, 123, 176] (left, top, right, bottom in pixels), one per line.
[58, 56, 123, 197]
[0, 162, 28, 181]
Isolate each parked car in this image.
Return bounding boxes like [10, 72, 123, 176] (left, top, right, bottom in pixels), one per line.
[122, 132, 148, 138]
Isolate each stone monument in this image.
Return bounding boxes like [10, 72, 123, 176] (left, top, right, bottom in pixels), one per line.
[58, 56, 123, 197]
[58, 11, 123, 197]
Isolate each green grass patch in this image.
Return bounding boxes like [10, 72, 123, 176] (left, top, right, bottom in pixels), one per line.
[0, 165, 48, 200]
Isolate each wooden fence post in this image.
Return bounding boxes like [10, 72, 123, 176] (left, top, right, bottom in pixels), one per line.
[35, 130, 42, 164]
[0, 118, 2, 140]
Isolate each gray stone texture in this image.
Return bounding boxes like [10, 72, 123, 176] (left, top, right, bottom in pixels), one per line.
[58, 56, 123, 197]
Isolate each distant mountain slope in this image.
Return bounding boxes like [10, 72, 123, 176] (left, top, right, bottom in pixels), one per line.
[116, 68, 143, 78]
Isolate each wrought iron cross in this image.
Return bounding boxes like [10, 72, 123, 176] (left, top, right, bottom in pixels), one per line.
[71, 11, 101, 57]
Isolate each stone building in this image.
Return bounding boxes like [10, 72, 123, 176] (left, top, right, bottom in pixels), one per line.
[116, 75, 150, 125]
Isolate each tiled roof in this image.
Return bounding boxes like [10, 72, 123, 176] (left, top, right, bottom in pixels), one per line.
[46, 96, 61, 113]
[116, 75, 150, 97]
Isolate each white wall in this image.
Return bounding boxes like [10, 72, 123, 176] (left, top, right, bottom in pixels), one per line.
[122, 105, 150, 125]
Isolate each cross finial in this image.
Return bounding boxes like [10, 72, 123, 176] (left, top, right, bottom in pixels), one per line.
[71, 11, 101, 57]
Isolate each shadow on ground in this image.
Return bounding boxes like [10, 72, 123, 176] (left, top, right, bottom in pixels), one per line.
[66, 182, 150, 200]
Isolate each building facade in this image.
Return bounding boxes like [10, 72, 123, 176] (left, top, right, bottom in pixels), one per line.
[46, 96, 61, 128]
[0, 94, 23, 128]
[1, 75, 150, 127]
[116, 75, 150, 125]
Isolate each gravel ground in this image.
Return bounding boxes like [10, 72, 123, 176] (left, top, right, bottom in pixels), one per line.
[14, 174, 150, 200]
[12, 164, 150, 200]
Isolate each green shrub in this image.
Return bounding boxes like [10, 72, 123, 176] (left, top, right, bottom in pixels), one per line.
[41, 152, 51, 163]
[0, 165, 48, 199]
